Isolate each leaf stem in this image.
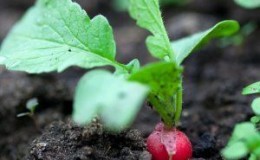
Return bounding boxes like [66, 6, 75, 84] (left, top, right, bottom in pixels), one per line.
[174, 83, 183, 125]
[114, 61, 132, 74]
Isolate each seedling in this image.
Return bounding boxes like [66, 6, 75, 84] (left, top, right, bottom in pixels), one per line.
[222, 82, 260, 160]
[0, 0, 239, 159]
[17, 98, 38, 118]
[17, 98, 40, 130]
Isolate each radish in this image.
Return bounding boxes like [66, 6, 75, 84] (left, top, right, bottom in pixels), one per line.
[147, 123, 192, 160]
[128, 0, 237, 158]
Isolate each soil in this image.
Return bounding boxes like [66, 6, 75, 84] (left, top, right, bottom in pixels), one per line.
[0, 0, 260, 160]
[28, 120, 150, 160]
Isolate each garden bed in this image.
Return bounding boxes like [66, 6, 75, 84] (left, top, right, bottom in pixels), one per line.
[0, 0, 259, 159]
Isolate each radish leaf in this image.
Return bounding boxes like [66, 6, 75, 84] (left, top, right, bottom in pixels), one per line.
[73, 70, 149, 131]
[0, 0, 127, 73]
[0, 56, 5, 65]
[129, 62, 183, 126]
[129, 0, 175, 61]
[171, 20, 240, 65]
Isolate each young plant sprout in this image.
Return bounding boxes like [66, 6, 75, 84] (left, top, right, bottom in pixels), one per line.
[17, 98, 38, 118]
[222, 82, 260, 160]
[17, 98, 40, 130]
[0, 0, 239, 159]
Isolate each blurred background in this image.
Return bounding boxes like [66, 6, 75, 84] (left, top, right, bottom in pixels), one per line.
[0, 0, 259, 159]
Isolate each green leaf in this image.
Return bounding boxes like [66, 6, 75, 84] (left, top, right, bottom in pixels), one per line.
[126, 59, 141, 74]
[114, 0, 186, 11]
[129, 0, 174, 60]
[171, 20, 240, 65]
[73, 70, 149, 131]
[252, 98, 260, 115]
[253, 147, 260, 157]
[249, 154, 258, 160]
[129, 62, 183, 126]
[0, 56, 5, 65]
[0, 0, 126, 73]
[26, 98, 39, 113]
[115, 59, 141, 76]
[228, 122, 257, 144]
[223, 122, 260, 160]
[222, 122, 258, 159]
[222, 141, 248, 159]
[243, 82, 260, 95]
[251, 116, 260, 124]
[235, 0, 260, 9]
[245, 134, 260, 152]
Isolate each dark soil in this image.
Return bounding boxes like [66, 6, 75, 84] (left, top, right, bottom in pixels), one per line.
[28, 120, 150, 160]
[0, 0, 260, 160]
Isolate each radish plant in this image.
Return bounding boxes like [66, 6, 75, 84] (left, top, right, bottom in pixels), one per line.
[0, 0, 239, 159]
[222, 82, 260, 160]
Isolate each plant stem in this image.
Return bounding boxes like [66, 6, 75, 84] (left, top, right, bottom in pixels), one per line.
[174, 83, 183, 125]
[115, 61, 130, 71]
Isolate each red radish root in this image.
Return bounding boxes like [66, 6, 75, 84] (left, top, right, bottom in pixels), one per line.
[147, 123, 192, 160]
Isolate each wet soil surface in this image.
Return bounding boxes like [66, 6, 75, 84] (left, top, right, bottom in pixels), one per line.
[0, 0, 260, 160]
